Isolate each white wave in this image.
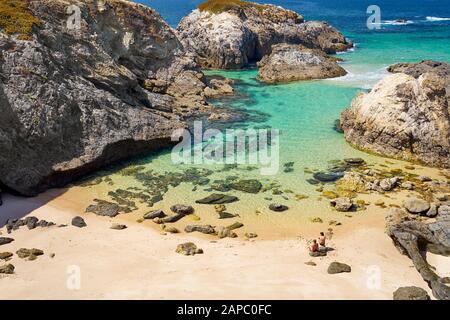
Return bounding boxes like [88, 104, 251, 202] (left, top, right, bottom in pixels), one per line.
[426, 16, 450, 21]
[325, 67, 389, 89]
[380, 20, 414, 26]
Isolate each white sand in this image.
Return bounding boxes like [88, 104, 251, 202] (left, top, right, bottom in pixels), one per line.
[0, 191, 437, 300]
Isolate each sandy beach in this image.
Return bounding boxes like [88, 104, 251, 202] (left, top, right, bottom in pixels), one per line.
[0, 189, 442, 300]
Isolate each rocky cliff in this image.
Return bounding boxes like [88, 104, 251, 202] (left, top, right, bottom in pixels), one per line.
[340, 62, 450, 169]
[176, 0, 353, 69]
[257, 44, 347, 83]
[0, 0, 221, 196]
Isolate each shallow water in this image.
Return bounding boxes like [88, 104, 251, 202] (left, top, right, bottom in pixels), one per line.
[34, 1, 450, 236]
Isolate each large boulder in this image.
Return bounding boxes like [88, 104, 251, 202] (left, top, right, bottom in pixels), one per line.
[257, 44, 347, 83]
[176, 1, 352, 69]
[341, 69, 450, 169]
[0, 0, 219, 196]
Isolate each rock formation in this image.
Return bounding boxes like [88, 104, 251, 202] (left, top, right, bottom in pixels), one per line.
[176, 0, 352, 69]
[0, 0, 227, 196]
[386, 206, 450, 300]
[340, 63, 450, 169]
[257, 44, 347, 83]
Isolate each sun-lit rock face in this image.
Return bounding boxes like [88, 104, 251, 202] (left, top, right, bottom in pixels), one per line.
[341, 65, 450, 169]
[176, 1, 352, 69]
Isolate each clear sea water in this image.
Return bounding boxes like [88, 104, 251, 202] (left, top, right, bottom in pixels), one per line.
[79, 0, 450, 231]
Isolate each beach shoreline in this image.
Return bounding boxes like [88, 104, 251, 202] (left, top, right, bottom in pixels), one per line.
[0, 188, 443, 300]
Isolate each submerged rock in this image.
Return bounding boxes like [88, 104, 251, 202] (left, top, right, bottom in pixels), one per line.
[327, 262, 351, 274]
[393, 286, 430, 300]
[175, 242, 204, 256]
[258, 44, 347, 84]
[177, 1, 352, 69]
[230, 179, 262, 194]
[313, 171, 344, 183]
[196, 194, 239, 204]
[269, 204, 289, 212]
[86, 200, 120, 218]
[170, 205, 194, 215]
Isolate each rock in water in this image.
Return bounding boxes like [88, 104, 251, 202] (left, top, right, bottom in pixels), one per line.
[184, 225, 216, 234]
[0, 0, 218, 196]
[72, 216, 87, 228]
[143, 210, 167, 220]
[393, 287, 430, 300]
[341, 66, 450, 169]
[196, 194, 239, 204]
[175, 242, 204, 256]
[86, 200, 120, 217]
[230, 179, 262, 194]
[327, 262, 351, 274]
[258, 44, 347, 83]
[0, 264, 15, 274]
[403, 198, 430, 214]
[269, 204, 289, 212]
[177, 1, 352, 69]
[170, 205, 194, 215]
[0, 237, 14, 246]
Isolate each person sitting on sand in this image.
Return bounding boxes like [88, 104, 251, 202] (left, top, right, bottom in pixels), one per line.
[309, 240, 319, 253]
[318, 232, 326, 247]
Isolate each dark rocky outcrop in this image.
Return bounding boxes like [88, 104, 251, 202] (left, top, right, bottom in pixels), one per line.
[386, 208, 450, 300]
[341, 62, 450, 169]
[177, 0, 352, 69]
[258, 44, 347, 84]
[0, 0, 225, 196]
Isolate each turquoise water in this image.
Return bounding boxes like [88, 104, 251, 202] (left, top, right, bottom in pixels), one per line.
[80, 1, 450, 226]
[114, 0, 450, 189]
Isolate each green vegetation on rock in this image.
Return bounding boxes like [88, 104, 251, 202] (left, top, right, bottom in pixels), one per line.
[198, 0, 266, 14]
[0, 0, 41, 40]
